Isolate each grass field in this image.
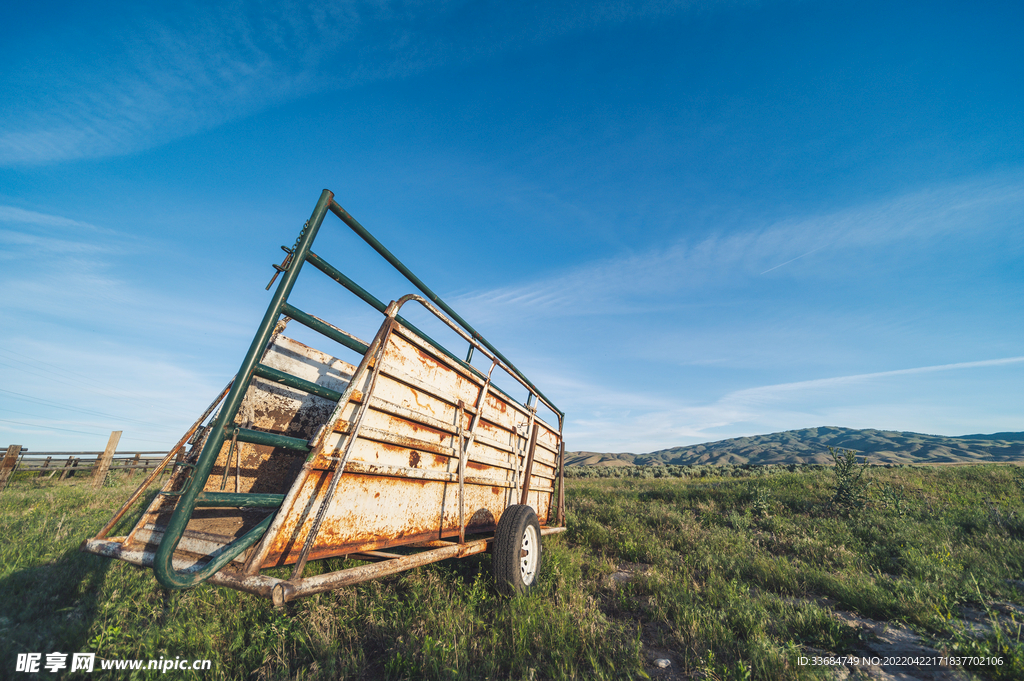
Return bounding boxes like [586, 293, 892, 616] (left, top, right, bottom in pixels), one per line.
[1, 459, 1022, 679]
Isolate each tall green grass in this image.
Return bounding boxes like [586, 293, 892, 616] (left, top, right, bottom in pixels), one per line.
[567, 463, 1024, 679]
[0, 475, 639, 680]
[1, 463, 1022, 679]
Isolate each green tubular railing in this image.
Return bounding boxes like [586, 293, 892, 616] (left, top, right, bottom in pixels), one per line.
[153, 190, 333, 589]
[280, 302, 369, 355]
[305, 252, 479, 376]
[230, 426, 311, 453]
[327, 200, 563, 419]
[194, 492, 285, 508]
[153, 189, 564, 590]
[252, 363, 344, 402]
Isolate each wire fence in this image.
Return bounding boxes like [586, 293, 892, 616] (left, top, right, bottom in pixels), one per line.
[1, 443, 173, 493]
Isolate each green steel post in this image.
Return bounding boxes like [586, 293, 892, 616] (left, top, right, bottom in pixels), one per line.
[153, 189, 334, 589]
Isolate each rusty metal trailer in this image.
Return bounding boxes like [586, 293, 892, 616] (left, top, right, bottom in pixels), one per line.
[82, 190, 565, 605]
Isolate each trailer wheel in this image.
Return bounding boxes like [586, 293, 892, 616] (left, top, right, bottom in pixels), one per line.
[493, 504, 542, 595]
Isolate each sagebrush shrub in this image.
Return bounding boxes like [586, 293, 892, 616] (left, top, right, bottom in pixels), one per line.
[827, 447, 868, 515]
[749, 485, 772, 518]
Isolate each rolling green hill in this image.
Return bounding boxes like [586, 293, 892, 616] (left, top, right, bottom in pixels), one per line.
[566, 426, 1024, 466]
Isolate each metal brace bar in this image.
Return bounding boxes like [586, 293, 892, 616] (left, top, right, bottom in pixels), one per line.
[220, 428, 239, 491]
[456, 401, 465, 544]
[519, 423, 539, 507]
[513, 406, 537, 503]
[558, 441, 566, 526]
[458, 360, 496, 542]
[95, 379, 233, 541]
[288, 313, 396, 580]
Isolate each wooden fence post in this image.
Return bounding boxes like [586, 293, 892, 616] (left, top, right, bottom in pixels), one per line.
[0, 445, 23, 493]
[92, 431, 122, 489]
[126, 451, 142, 479]
[38, 456, 52, 477]
[59, 456, 76, 481]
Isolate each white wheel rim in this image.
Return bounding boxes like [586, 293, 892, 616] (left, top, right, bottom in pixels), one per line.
[519, 525, 539, 584]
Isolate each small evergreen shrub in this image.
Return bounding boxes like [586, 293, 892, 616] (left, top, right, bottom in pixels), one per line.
[827, 447, 868, 515]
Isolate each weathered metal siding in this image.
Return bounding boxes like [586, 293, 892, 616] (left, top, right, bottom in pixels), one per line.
[124, 322, 560, 571]
[261, 322, 560, 567]
[125, 335, 357, 559]
[198, 335, 355, 497]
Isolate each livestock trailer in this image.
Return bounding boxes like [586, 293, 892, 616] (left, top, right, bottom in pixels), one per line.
[82, 190, 565, 605]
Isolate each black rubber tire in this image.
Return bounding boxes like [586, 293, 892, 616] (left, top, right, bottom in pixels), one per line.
[493, 504, 542, 596]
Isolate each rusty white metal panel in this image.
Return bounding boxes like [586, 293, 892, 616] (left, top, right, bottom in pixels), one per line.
[126, 316, 561, 571]
[369, 330, 561, 471]
[263, 321, 560, 567]
[310, 328, 561, 474]
[348, 408, 536, 480]
[386, 328, 529, 433]
[241, 336, 354, 432]
[127, 334, 355, 552]
[199, 335, 356, 496]
[261, 470, 552, 567]
[334, 371, 520, 464]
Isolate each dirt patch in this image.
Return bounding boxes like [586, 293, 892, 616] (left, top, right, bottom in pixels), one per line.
[823, 609, 972, 680]
[643, 647, 685, 681]
[604, 562, 652, 589]
[635, 589, 1016, 680]
[791, 596, 1021, 680]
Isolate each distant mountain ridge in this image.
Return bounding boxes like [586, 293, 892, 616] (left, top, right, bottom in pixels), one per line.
[565, 427, 1024, 467]
[957, 432, 1024, 441]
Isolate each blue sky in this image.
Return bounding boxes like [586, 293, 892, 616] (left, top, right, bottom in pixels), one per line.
[1, 0, 1022, 453]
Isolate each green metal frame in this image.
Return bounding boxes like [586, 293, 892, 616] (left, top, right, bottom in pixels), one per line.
[153, 189, 563, 589]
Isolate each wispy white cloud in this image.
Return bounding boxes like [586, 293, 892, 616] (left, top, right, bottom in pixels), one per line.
[722, 356, 1024, 408]
[453, 174, 1024, 322]
[0, 205, 251, 339]
[0, 0, 731, 165]
[0, 205, 272, 449]
[0, 206, 106, 231]
[527, 368, 738, 451]
[758, 243, 827, 274]
[0, 205, 124, 262]
[0, 230, 110, 258]
[1, 1, 400, 164]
